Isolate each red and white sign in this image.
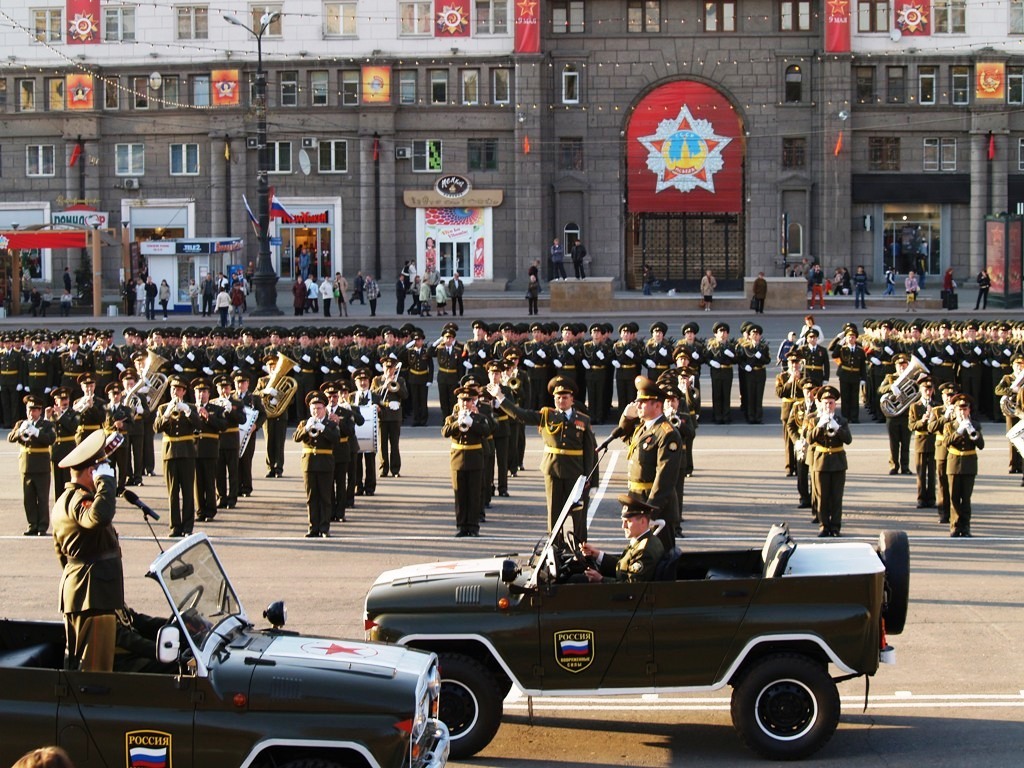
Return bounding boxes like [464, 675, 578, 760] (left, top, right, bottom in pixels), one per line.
[514, 0, 539, 54]
[825, 0, 851, 54]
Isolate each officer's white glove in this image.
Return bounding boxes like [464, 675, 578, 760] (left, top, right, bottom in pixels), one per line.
[216, 355, 226, 365]
[870, 356, 881, 366]
[974, 346, 982, 355]
[320, 366, 330, 374]
[178, 402, 192, 416]
[333, 355, 342, 365]
[347, 365, 357, 373]
[44, 387, 51, 394]
[139, 385, 150, 394]
[24, 424, 40, 438]
[116, 362, 126, 372]
[173, 364, 184, 372]
[744, 365, 752, 372]
[388, 401, 400, 411]
[612, 359, 621, 369]
[709, 360, 721, 369]
[187, 352, 195, 362]
[596, 351, 605, 361]
[360, 355, 370, 364]
[93, 462, 115, 479]
[264, 386, 278, 398]
[625, 349, 635, 359]
[884, 346, 894, 356]
[567, 347, 576, 356]
[463, 360, 472, 369]
[581, 359, 591, 370]
[961, 360, 972, 368]
[946, 345, 955, 356]
[659, 348, 668, 357]
[537, 350, 547, 359]
[135, 403, 144, 415]
[644, 359, 656, 369]
[553, 359, 563, 368]
[245, 355, 255, 365]
[202, 367, 214, 376]
[523, 359, 536, 368]
[724, 349, 735, 359]
[16, 384, 23, 392]
[405, 341, 415, 350]
[930, 356, 944, 365]
[477, 349, 487, 359]
[623, 402, 639, 420]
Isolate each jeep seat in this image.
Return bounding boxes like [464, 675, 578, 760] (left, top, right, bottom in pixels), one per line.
[762, 523, 796, 578]
[0, 642, 62, 669]
[655, 548, 682, 581]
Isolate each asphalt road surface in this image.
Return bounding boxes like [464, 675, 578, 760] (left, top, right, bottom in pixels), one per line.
[1, 309, 1022, 766]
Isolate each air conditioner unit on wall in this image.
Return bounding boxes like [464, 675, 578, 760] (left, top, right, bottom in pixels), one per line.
[395, 146, 411, 160]
[301, 137, 318, 149]
[123, 178, 140, 190]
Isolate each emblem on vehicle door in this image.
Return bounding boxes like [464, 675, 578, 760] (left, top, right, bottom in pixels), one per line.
[126, 729, 172, 768]
[554, 630, 594, 673]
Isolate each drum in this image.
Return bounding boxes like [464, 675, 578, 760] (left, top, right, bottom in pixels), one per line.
[355, 403, 378, 454]
[1007, 419, 1024, 455]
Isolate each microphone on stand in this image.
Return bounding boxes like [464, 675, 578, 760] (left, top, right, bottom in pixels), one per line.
[122, 489, 161, 521]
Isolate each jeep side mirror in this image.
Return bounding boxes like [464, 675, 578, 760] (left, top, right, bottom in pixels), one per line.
[500, 559, 521, 584]
[156, 624, 181, 664]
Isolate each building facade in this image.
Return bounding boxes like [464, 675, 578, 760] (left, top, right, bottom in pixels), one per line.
[1, 1, 1022, 304]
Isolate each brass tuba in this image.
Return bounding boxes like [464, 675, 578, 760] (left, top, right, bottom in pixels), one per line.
[125, 350, 170, 413]
[879, 356, 930, 418]
[256, 353, 298, 419]
[999, 369, 1024, 420]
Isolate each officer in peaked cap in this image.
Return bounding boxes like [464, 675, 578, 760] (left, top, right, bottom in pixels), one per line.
[10, 392, 57, 535]
[580, 493, 665, 583]
[52, 426, 125, 672]
[295, 388, 340, 538]
[807, 384, 852, 537]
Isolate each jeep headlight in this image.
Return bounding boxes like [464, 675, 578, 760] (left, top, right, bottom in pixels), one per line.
[428, 662, 441, 718]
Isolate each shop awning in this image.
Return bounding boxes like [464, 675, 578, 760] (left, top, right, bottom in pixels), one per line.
[0, 230, 89, 249]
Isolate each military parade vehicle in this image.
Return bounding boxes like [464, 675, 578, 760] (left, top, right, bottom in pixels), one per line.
[0, 532, 449, 768]
[365, 479, 910, 761]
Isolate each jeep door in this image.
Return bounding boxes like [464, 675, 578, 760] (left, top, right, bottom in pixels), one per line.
[56, 669, 196, 767]
[0, 665, 60, 765]
[537, 581, 654, 691]
[648, 577, 755, 686]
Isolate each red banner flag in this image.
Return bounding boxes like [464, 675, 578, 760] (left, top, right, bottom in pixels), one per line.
[66, 74, 94, 110]
[66, 0, 100, 44]
[894, 2, 931, 36]
[434, 0, 470, 36]
[514, 0, 540, 54]
[211, 70, 240, 106]
[824, 0, 851, 54]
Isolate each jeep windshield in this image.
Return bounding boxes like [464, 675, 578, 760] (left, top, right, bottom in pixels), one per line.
[526, 476, 586, 588]
[148, 534, 247, 663]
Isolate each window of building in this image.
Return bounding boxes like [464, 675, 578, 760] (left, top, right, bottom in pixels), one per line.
[176, 5, 209, 39]
[1009, 67, 1024, 105]
[430, 70, 448, 104]
[17, 79, 36, 112]
[46, 78, 64, 111]
[398, 71, 417, 104]
[1013, 0, 1024, 34]
[412, 139, 443, 172]
[33, 8, 62, 41]
[133, 76, 149, 109]
[105, 6, 136, 41]
[250, 3, 283, 36]
[115, 143, 145, 176]
[628, 1, 661, 32]
[1018, 138, 1024, 171]
[310, 71, 329, 106]
[858, 0, 888, 32]
[552, 1, 585, 33]
[923, 138, 956, 171]
[170, 143, 200, 175]
[103, 77, 119, 110]
[780, 0, 811, 31]
[280, 71, 298, 107]
[869, 137, 900, 171]
[318, 140, 348, 173]
[192, 74, 210, 106]
[164, 76, 180, 106]
[325, 1, 358, 35]
[269, 141, 292, 173]
[558, 138, 584, 171]
[461, 70, 480, 105]
[887, 66, 906, 103]
[340, 70, 360, 106]
[492, 69, 510, 104]
[476, 0, 508, 34]
[784, 65, 802, 103]
[468, 138, 498, 170]
[399, 1, 432, 34]
[562, 65, 580, 104]
[919, 66, 936, 104]
[26, 145, 54, 176]
[0, 79, 7, 110]
[855, 66, 876, 103]
[932, 0, 965, 33]
[704, 1, 736, 32]
[782, 137, 807, 169]
[952, 66, 970, 105]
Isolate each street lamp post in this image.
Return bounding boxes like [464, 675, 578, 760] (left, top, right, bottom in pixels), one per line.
[225, 11, 282, 316]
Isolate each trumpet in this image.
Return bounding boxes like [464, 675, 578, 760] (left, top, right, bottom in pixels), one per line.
[379, 362, 402, 395]
[457, 406, 474, 432]
[957, 414, 979, 441]
[72, 393, 94, 413]
[306, 416, 325, 437]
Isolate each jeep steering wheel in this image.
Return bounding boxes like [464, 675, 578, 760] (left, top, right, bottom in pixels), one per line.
[177, 584, 204, 612]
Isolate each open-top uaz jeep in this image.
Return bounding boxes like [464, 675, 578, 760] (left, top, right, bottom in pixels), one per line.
[0, 533, 449, 768]
[365, 480, 909, 761]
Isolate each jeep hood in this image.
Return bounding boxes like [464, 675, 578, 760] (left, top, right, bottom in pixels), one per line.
[373, 558, 510, 586]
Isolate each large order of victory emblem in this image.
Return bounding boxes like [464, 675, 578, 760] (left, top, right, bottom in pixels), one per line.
[638, 105, 732, 195]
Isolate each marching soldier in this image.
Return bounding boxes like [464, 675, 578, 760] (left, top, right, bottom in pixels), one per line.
[551, 323, 582, 400]
[907, 377, 938, 509]
[799, 328, 829, 387]
[994, 354, 1024, 474]
[929, 382, 959, 525]
[806, 385, 852, 536]
[878, 354, 914, 474]
[788, 379, 818, 514]
[956, 321, 986, 408]
[662, 384, 696, 530]
[59, 335, 92, 398]
[502, 349, 531, 475]
[73, 373, 106, 444]
[102, 382, 133, 495]
[191, 378, 226, 523]
[348, 368, 381, 496]
[49, 387, 78, 502]
[154, 375, 202, 537]
[704, 322, 736, 424]
[926, 320, 959, 389]
[92, 331, 123, 393]
[643, 321, 673, 379]
[463, 320, 493, 383]
[484, 360, 513, 498]
[233, 370, 265, 497]
[582, 322, 612, 423]
[405, 329, 434, 426]
[291, 329, 322, 422]
[943, 393, 984, 537]
[213, 375, 245, 509]
[372, 358, 408, 477]
[523, 322, 552, 409]
[433, 325, 464, 419]
[613, 321, 643, 411]
[442, 385, 492, 537]
[489, 376, 597, 539]
[323, 381, 361, 522]
[738, 323, 770, 424]
[776, 353, 804, 475]
[833, 325, 867, 423]
[23, 336, 55, 399]
[256, 353, 289, 479]
[117, 367, 147, 487]
[9, 393, 56, 535]
[294, 390, 341, 538]
[173, 330, 207, 401]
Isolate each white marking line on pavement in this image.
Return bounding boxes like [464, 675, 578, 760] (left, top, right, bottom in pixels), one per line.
[587, 449, 619, 528]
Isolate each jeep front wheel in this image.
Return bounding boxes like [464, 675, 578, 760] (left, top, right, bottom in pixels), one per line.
[437, 652, 503, 759]
[730, 654, 840, 760]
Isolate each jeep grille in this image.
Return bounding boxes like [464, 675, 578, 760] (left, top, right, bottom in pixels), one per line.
[454, 585, 481, 605]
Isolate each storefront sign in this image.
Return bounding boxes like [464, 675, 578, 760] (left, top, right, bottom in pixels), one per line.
[140, 238, 242, 255]
[435, 175, 471, 198]
[403, 190, 503, 208]
[52, 209, 109, 228]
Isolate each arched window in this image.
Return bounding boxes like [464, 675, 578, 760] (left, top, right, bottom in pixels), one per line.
[563, 222, 580, 251]
[785, 65, 802, 103]
[788, 222, 803, 256]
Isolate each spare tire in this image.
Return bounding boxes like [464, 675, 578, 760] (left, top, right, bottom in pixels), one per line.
[877, 531, 910, 635]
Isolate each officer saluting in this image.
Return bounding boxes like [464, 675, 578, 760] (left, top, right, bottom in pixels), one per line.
[9, 393, 57, 535]
[52, 428, 125, 672]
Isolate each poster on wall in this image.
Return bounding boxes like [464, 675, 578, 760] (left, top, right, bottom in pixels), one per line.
[824, 0, 851, 53]
[434, 0, 470, 36]
[422, 207, 489, 279]
[66, 0, 100, 44]
[986, 219, 1006, 294]
[1009, 219, 1023, 295]
[626, 81, 744, 214]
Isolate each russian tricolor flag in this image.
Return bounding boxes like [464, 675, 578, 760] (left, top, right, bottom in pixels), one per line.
[559, 639, 590, 656]
[129, 746, 168, 768]
[268, 187, 293, 221]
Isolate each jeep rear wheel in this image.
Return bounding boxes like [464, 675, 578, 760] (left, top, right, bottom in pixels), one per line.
[731, 654, 840, 760]
[878, 530, 910, 635]
[437, 652, 503, 759]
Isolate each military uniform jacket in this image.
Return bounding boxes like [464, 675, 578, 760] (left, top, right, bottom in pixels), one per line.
[612, 339, 643, 372]
[927, 338, 960, 372]
[320, 344, 350, 380]
[174, 346, 207, 382]
[207, 347, 237, 378]
[432, 342, 465, 377]
[704, 339, 738, 373]
[93, 346, 123, 389]
[835, 344, 867, 379]
[216, 396, 246, 451]
[907, 399, 937, 453]
[294, 417, 341, 471]
[786, 399, 816, 448]
[522, 339, 551, 376]
[928, 404, 954, 460]
[328, 404, 362, 461]
[598, 528, 665, 583]
[52, 474, 124, 614]
[104, 402, 133, 435]
[154, 401, 203, 458]
[956, 340, 986, 377]
[52, 409, 79, 462]
[405, 346, 435, 382]
[643, 339, 674, 372]
[799, 345, 830, 384]
[74, 396, 107, 442]
[292, 346, 322, 378]
[619, 413, 682, 511]
[672, 340, 705, 371]
[194, 400, 229, 459]
[371, 375, 408, 422]
[442, 412, 492, 470]
[582, 340, 612, 374]
[463, 339, 493, 375]
[22, 350, 55, 391]
[806, 414, 852, 471]
[8, 417, 56, 473]
[59, 350, 93, 390]
[500, 401, 596, 479]
[739, 340, 770, 371]
[943, 419, 984, 474]
[775, 372, 803, 422]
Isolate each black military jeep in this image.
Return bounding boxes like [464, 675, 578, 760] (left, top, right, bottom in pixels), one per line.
[365, 481, 909, 761]
[0, 533, 449, 768]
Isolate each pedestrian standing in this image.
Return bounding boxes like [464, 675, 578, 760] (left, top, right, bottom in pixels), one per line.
[942, 267, 956, 309]
[188, 278, 199, 314]
[320, 276, 333, 317]
[853, 266, 868, 309]
[571, 241, 588, 280]
[418, 276, 432, 316]
[752, 271, 768, 313]
[229, 281, 245, 327]
[905, 271, 920, 311]
[700, 269, 717, 311]
[975, 268, 991, 310]
[365, 274, 380, 317]
[135, 278, 146, 316]
[292, 277, 306, 316]
[215, 285, 230, 327]
[395, 274, 407, 315]
[352, 271, 365, 304]
[158, 279, 171, 319]
[549, 238, 567, 281]
[201, 274, 215, 316]
[435, 279, 448, 315]
[526, 273, 540, 315]
[334, 272, 349, 317]
[449, 272, 465, 316]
